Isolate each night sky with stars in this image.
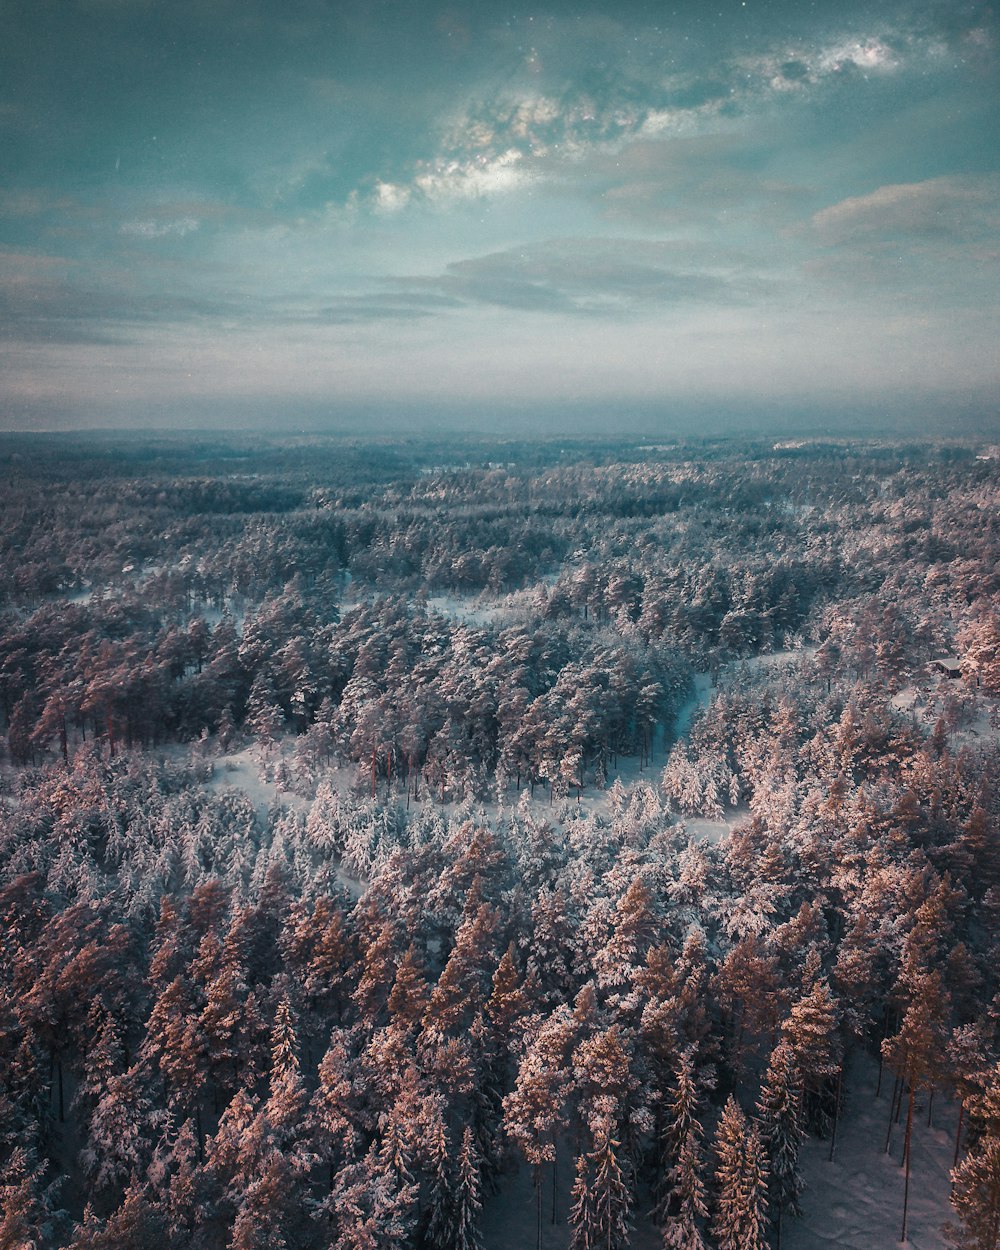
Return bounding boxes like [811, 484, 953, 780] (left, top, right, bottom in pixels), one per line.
[2, 0, 998, 434]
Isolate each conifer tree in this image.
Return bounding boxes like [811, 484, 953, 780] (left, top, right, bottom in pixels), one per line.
[423, 1106, 455, 1250]
[454, 1125, 486, 1250]
[781, 977, 840, 1135]
[883, 969, 951, 1243]
[711, 1096, 769, 1250]
[651, 1045, 702, 1228]
[569, 1111, 631, 1250]
[757, 1040, 805, 1248]
[662, 1129, 709, 1250]
[503, 1005, 575, 1250]
[948, 1059, 1000, 1250]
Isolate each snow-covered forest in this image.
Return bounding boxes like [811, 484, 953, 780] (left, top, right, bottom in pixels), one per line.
[1, 433, 998, 1250]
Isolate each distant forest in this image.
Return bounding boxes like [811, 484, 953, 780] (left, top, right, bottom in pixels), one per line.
[0, 433, 998, 1250]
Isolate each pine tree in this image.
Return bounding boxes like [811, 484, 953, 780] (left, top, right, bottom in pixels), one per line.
[948, 1059, 1000, 1250]
[503, 1005, 575, 1250]
[0, 1144, 61, 1250]
[569, 1113, 631, 1250]
[662, 1129, 708, 1250]
[712, 1096, 769, 1250]
[388, 943, 431, 1028]
[310, 1029, 362, 1179]
[757, 1040, 804, 1248]
[781, 977, 840, 1135]
[423, 1108, 455, 1250]
[454, 1126, 486, 1250]
[651, 1046, 702, 1229]
[883, 969, 951, 1243]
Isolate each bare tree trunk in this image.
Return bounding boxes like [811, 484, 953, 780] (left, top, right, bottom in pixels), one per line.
[901, 1084, 915, 1243]
[954, 1102, 965, 1167]
[829, 1064, 844, 1163]
[885, 1075, 901, 1153]
[535, 1165, 542, 1250]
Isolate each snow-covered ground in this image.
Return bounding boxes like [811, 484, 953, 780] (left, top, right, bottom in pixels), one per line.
[677, 805, 750, 845]
[204, 746, 312, 819]
[480, 1051, 958, 1250]
[892, 678, 1000, 749]
[425, 592, 525, 628]
[673, 672, 713, 738]
[785, 1052, 956, 1250]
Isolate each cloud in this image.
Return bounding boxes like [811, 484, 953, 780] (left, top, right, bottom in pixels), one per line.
[0, 249, 249, 345]
[811, 176, 1000, 245]
[403, 237, 753, 315]
[345, 11, 982, 220]
[310, 292, 463, 324]
[411, 149, 530, 204]
[120, 216, 202, 239]
[802, 176, 1000, 306]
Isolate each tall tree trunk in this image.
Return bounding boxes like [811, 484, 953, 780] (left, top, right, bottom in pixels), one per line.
[900, 1084, 915, 1243]
[954, 1103, 965, 1167]
[535, 1165, 542, 1250]
[829, 1064, 844, 1163]
[885, 1075, 901, 1154]
[552, 1142, 558, 1225]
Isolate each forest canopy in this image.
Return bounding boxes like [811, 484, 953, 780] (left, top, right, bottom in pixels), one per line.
[0, 433, 998, 1250]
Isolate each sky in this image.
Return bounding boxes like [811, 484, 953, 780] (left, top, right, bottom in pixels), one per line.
[1, 0, 998, 435]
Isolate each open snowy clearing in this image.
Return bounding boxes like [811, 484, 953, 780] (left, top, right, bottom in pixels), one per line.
[784, 1053, 956, 1250]
[480, 1053, 958, 1250]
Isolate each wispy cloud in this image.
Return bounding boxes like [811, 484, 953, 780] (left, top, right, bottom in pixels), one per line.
[811, 176, 1000, 245]
[402, 237, 757, 315]
[310, 291, 463, 323]
[120, 216, 201, 239]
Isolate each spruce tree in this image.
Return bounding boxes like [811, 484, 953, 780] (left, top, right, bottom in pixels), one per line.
[781, 977, 840, 1135]
[757, 1040, 805, 1248]
[662, 1128, 709, 1250]
[454, 1126, 486, 1250]
[712, 1096, 769, 1250]
[423, 1109, 454, 1250]
[948, 1059, 1000, 1250]
[569, 1116, 631, 1250]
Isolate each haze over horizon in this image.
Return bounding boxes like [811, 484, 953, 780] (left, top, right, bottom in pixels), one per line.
[2, 0, 998, 435]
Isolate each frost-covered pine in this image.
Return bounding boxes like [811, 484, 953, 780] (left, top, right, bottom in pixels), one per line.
[662, 1129, 708, 1250]
[81, 1067, 165, 1193]
[269, 992, 299, 1081]
[757, 1040, 805, 1233]
[422, 1108, 454, 1250]
[569, 1119, 632, 1250]
[652, 1045, 702, 1227]
[947, 1059, 1000, 1250]
[454, 1125, 486, 1250]
[949, 1133, 1000, 1250]
[711, 1096, 769, 1250]
[781, 977, 840, 1134]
